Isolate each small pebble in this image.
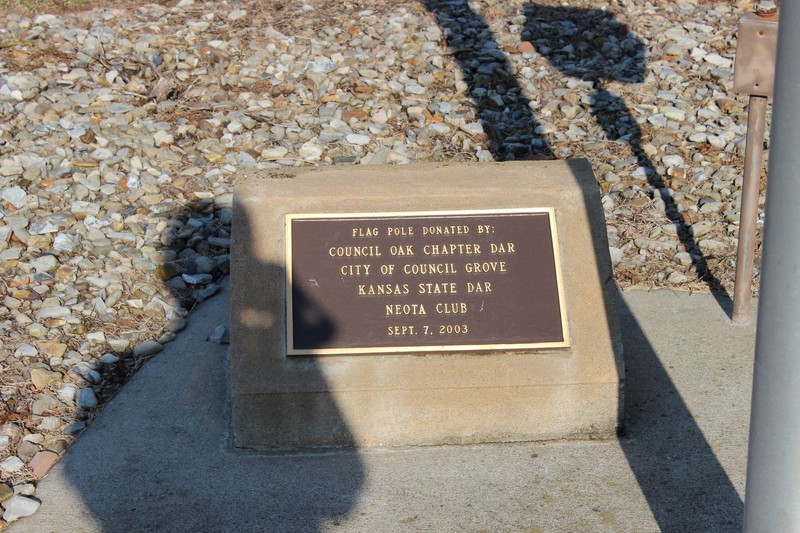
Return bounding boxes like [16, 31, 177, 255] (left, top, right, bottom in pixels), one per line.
[133, 340, 163, 359]
[0, 456, 25, 474]
[2, 495, 42, 523]
[76, 388, 98, 410]
[28, 450, 60, 479]
[209, 324, 230, 345]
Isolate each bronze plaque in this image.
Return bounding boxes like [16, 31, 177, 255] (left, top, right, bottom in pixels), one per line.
[286, 209, 569, 354]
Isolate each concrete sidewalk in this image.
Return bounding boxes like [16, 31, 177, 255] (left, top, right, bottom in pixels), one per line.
[10, 281, 755, 532]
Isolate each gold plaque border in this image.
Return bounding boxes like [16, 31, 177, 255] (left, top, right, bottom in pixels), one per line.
[285, 208, 570, 355]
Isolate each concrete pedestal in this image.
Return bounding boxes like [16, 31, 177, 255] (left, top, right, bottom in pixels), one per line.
[231, 160, 623, 449]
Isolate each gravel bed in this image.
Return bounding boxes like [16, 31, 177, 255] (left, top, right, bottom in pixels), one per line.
[0, 0, 765, 525]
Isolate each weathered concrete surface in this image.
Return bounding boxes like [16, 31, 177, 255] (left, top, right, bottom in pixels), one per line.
[9, 282, 754, 532]
[231, 160, 623, 448]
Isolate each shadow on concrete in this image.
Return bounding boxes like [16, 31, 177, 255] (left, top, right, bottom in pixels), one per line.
[228, 202, 365, 449]
[527, 5, 742, 530]
[523, 3, 731, 311]
[49, 200, 364, 532]
[421, 2, 743, 530]
[617, 295, 743, 530]
[422, 0, 554, 161]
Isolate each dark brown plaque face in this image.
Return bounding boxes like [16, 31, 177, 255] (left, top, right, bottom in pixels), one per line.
[286, 209, 568, 354]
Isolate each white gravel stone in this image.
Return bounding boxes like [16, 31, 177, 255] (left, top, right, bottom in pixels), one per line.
[14, 483, 36, 496]
[345, 134, 371, 146]
[461, 123, 484, 136]
[86, 331, 106, 342]
[58, 385, 78, 403]
[534, 123, 557, 134]
[608, 247, 623, 265]
[2, 495, 41, 523]
[263, 147, 289, 159]
[0, 160, 24, 177]
[1, 186, 28, 208]
[663, 107, 686, 121]
[71, 201, 101, 217]
[704, 53, 733, 68]
[707, 135, 727, 148]
[661, 155, 685, 167]
[691, 221, 716, 238]
[153, 130, 174, 146]
[299, 142, 323, 162]
[648, 114, 668, 127]
[674, 252, 693, 267]
[0, 456, 25, 474]
[14, 343, 38, 357]
[38, 417, 62, 431]
[29, 255, 60, 273]
[476, 150, 494, 163]
[35, 306, 72, 320]
[428, 123, 451, 135]
[668, 272, 690, 284]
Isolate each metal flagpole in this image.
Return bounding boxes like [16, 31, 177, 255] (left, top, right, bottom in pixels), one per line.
[742, 0, 800, 530]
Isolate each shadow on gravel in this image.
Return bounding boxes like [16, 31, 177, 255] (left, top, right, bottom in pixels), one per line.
[524, 3, 732, 312]
[420, 1, 742, 530]
[50, 201, 364, 532]
[84, 200, 232, 424]
[423, 0, 731, 311]
[422, 0, 554, 161]
[526, 4, 741, 530]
